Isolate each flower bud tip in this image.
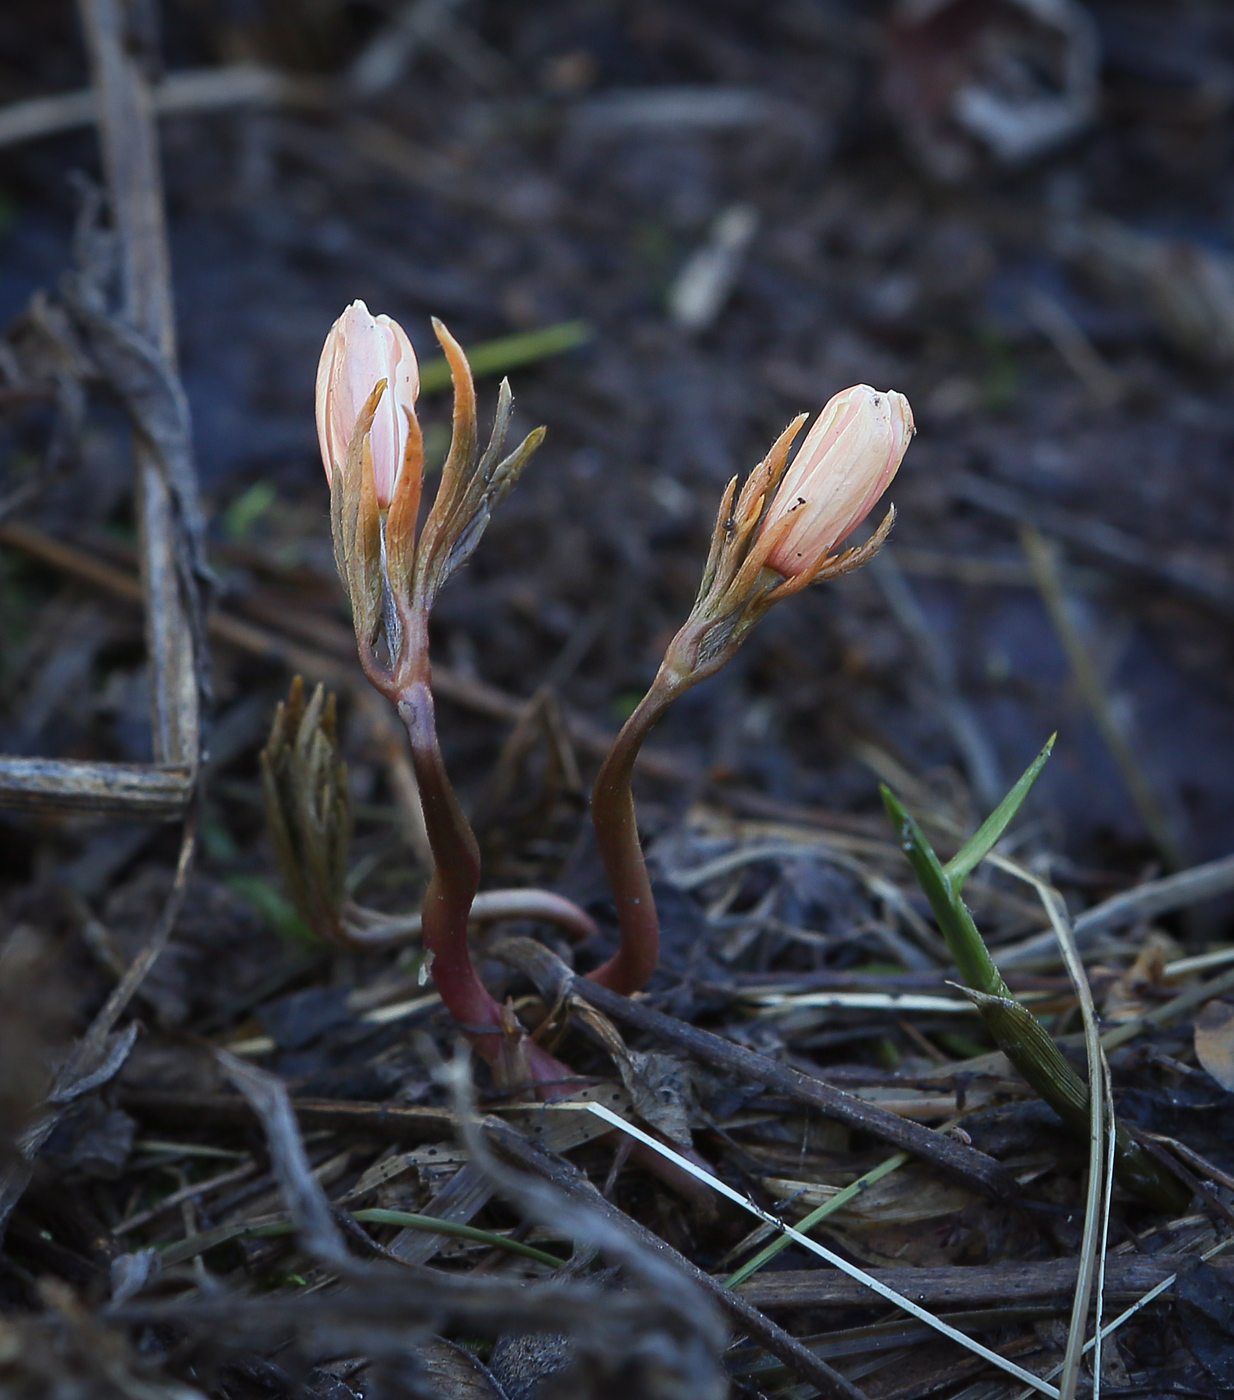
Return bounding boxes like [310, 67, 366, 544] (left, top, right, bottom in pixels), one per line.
[316, 300, 420, 509]
[762, 385, 914, 579]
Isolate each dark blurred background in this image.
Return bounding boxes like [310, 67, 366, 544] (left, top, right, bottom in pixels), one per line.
[3, 0, 1234, 902]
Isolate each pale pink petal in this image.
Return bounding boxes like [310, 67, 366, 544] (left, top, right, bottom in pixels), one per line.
[315, 300, 422, 509]
[764, 385, 914, 578]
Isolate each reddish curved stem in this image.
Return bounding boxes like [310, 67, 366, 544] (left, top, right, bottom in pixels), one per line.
[392, 638, 709, 1200]
[380, 679, 711, 1207]
[395, 667, 566, 1088]
[587, 683, 676, 994]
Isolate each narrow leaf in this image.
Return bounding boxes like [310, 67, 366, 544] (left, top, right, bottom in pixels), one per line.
[417, 319, 593, 394]
[879, 786, 1006, 995]
[725, 1151, 909, 1289]
[944, 735, 1055, 889]
[351, 1209, 567, 1268]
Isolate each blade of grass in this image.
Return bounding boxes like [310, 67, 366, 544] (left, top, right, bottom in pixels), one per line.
[584, 1102, 1059, 1398]
[725, 1152, 909, 1289]
[350, 1208, 567, 1267]
[944, 737, 1055, 890]
[880, 786, 1008, 994]
[1029, 876, 1110, 1400]
[158, 1208, 567, 1270]
[1092, 1073, 1117, 1400]
[886, 795, 1189, 1211]
[418, 320, 592, 394]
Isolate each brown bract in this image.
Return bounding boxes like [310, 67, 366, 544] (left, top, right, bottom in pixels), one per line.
[396, 319, 546, 637]
[328, 380, 389, 675]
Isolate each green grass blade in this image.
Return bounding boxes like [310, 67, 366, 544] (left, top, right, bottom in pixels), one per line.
[880, 786, 1006, 995]
[418, 320, 593, 394]
[161, 1209, 569, 1271]
[944, 736, 1055, 890]
[883, 772, 1190, 1214]
[225, 874, 316, 947]
[351, 1208, 567, 1268]
[725, 1152, 909, 1290]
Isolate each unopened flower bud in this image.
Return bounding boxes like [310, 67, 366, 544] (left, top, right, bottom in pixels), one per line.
[650, 383, 913, 697]
[762, 385, 914, 579]
[316, 299, 420, 508]
[316, 301, 425, 674]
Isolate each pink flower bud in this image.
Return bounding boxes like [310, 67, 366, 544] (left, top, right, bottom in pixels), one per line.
[315, 300, 420, 509]
[763, 385, 914, 578]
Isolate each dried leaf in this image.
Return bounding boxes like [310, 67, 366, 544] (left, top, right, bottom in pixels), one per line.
[416, 1336, 511, 1399]
[1194, 999, 1234, 1092]
[612, 1050, 696, 1147]
[1102, 930, 1178, 1024]
[568, 997, 698, 1145]
[40, 1099, 135, 1178]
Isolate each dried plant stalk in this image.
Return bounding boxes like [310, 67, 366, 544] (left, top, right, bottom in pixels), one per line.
[261, 676, 353, 946]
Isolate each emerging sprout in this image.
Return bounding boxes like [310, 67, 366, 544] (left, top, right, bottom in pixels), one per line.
[880, 753, 1190, 1215]
[261, 677, 352, 947]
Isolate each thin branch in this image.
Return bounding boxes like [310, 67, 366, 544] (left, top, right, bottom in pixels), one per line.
[495, 936, 1018, 1200]
[0, 64, 326, 151]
